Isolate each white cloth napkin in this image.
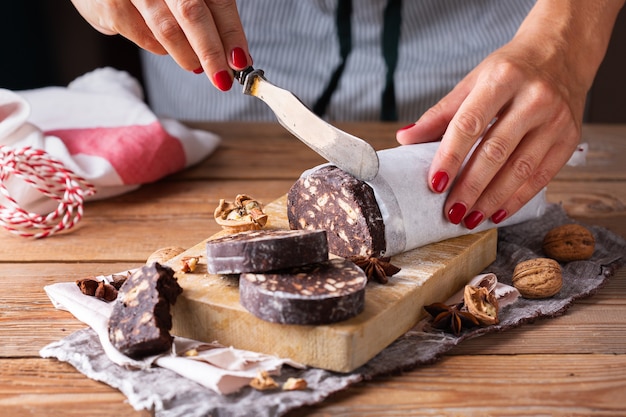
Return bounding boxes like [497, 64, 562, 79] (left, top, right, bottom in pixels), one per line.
[0, 67, 220, 237]
[42, 273, 303, 395]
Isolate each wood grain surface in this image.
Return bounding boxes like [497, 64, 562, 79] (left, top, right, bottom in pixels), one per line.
[169, 196, 497, 372]
[1, 122, 624, 416]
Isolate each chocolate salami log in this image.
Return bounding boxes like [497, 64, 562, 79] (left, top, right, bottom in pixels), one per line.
[108, 263, 182, 359]
[288, 142, 547, 258]
[206, 229, 328, 274]
[239, 258, 367, 325]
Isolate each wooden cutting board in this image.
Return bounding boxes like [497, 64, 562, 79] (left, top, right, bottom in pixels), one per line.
[167, 195, 497, 372]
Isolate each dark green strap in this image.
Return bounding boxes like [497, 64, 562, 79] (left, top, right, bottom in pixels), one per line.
[381, 0, 402, 121]
[313, 0, 352, 117]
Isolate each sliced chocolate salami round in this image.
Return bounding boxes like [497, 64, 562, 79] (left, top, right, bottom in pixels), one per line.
[205, 229, 328, 274]
[287, 165, 386, 258]
[239, 258, 367, 325]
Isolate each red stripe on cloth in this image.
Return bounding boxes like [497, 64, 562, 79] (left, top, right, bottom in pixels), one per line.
[45, 121, 186, 185]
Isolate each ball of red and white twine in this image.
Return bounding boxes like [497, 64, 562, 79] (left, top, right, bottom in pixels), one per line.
[0, 145, 96, 238]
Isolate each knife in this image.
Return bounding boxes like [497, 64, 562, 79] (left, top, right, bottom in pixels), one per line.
[234, 67, 379, 181]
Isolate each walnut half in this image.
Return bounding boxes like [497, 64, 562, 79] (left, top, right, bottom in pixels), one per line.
[463, 285, 499, 326]
[214, 194, 268, 232]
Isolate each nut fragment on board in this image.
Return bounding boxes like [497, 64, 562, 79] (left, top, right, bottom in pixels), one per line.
[542, 224, 595, 262]
[181, 256, 199, 273]
[146, 246, 186, 265]
[512, 258, 562, 299]
[249, 370, 279, 391]
[463, 285, 499, 325]
[214, 194, 268, 232]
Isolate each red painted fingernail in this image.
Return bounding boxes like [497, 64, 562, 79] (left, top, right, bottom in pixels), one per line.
[448, 203, 467, 225]
[398, 123, 415, 132]
[491, 209, 507, 224]
[431, 171, 449, 193]
[231, 47, 248, 69]
[464, 210, 484, 230]
[214, 70, 233, 91]
[192, 67, 204, 74]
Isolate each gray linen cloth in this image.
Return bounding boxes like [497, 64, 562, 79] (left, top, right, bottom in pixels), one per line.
[40, 204, 626, 417]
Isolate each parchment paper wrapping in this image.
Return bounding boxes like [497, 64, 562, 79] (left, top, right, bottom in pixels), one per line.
[369, 143, 547, 255]
[302, 142, 547, 257]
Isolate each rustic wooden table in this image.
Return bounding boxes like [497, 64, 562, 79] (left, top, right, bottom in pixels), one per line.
[1, 122, 624, 416]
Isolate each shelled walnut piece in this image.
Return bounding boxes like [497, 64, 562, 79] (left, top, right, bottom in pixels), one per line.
[249, 370, 279, 391]
[248, 371, 308, 392]
[282, 377, 308, 391]
[181, 256, 199, 273]
[146, 247, 200, 273]
[214, 194, 268, 232]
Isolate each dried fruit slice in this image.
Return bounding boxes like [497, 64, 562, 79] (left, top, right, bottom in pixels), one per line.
[205, 229, 328, 274]
[239, 258, 367, 325]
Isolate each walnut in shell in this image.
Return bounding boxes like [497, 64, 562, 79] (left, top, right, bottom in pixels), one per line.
[512, 258, 562, 299]
[214, 194, 268, 232]
[463, 285, 499, 325]
[542, 224, 595, 262]
[146, 246, 186, 265]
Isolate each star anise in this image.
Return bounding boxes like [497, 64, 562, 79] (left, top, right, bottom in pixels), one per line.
[423, 302, 480, 336]
[348, 256, 401, 284]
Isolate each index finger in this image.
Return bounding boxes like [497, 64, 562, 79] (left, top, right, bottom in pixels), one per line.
[429, 75, 512, 193]
[166, 0, 249, 90]
[206, 0, 251, 70]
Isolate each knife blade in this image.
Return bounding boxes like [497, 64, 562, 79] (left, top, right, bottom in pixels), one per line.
[234, 67, 379, 181]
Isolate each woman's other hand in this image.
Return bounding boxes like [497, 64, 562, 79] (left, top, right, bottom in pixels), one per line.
[396, 0, 624, 229]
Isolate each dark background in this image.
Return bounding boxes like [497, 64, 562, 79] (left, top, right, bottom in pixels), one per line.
[1, 2, 624, 122]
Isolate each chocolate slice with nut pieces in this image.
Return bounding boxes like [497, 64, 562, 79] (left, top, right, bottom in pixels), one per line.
[108, 263, 182, 359]
[287, 165, 385, 258]
[205, 229, 329, 274]
[239, 258, 367, 325]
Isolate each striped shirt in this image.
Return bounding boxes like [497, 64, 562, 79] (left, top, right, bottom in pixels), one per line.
[141, 0, 536, 122]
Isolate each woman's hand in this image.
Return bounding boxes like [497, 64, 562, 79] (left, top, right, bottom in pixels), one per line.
[70, 0, 251, 91]
[396, 0, 624, 229]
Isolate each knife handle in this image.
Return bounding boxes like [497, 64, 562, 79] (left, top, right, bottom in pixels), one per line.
[233, 66, 265, 96]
